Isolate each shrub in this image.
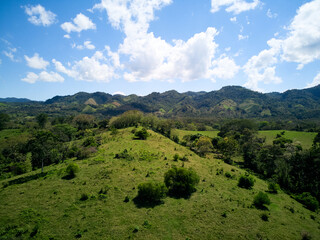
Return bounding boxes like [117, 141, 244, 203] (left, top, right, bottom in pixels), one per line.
[173, 154, 179, 161]
[301, 231, 312, 240]
[80, 193, 89, 201]
[164, 167, 200, 198]
[82, 136, 97, 147]
[134, 128, 149, 140]
[294, 192, 319, 212]
[65, 163, 79, 178]
[225, 172, 232, 178]
[253, 191, 271, 209]
[136, 182, 167, 203]
[114, 149, 134, 161]
[238, 175, 255, 189]
[268, 182, 280, 193]
[261, 213, 269, 221]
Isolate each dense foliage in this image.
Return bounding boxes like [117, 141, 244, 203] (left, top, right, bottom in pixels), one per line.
[164, 167, 199, 198]
[136, 182, 167, 204]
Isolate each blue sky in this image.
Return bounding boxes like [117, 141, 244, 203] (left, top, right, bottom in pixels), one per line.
[1, 0, 320, 100]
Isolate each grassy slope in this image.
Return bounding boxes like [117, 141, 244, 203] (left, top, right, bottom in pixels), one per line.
[0, 128, 319, 240]
[258, 130, 317, 149]
[174, 129, 316, 149]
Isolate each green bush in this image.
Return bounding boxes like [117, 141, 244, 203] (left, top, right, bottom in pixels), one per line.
[173, 153, 179, 161]
[114, 149, 134, 161]
[82, 136, 97, 147]
[294, 192, 319, 212]
[164, 167, 200, 198]
[134, 128, 149, 140]
[238, 175, 255, 189]
[65, 163, 79, 178]
[268, 182, 280, 193]
[80, 193, 89, 201]
[261, 213, 269, 221]
[136, 182, 167, 203]
[253, 191, 271, 209]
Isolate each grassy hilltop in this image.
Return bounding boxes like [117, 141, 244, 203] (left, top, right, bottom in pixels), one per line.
[1, 128, 319, 240]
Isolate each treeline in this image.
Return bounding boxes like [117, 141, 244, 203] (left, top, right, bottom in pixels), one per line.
[180, 119, 320, 210]
[0, 113, 108, 179]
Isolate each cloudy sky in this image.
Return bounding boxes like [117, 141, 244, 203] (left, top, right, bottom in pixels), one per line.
[1, 0, 320, 100]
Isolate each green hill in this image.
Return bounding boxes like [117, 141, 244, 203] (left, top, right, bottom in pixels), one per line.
[1, 128, 319, 239]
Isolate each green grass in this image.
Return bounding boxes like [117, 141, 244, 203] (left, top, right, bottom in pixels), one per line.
[258, 130, 317, 149]
[0, 129, 30, 150]
[0, 128, 319, 239]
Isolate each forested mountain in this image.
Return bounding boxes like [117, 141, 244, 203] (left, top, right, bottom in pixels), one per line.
[0, 97, 32, 103]
[1, 85, 320, 119]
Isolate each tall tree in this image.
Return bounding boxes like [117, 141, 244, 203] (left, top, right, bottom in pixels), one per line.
[0, 113, 10, 130]
[36, 113, 48, 128]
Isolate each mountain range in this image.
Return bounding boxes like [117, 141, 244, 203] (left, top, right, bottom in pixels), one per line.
[1, 85, 320, 119]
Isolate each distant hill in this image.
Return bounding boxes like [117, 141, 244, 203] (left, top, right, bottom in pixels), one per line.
[0, 97, 33, 103]
[2, 85, 320, 119]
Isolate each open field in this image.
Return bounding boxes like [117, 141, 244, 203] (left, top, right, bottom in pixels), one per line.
[258, 130, 317, 149]
[0, 128, 319, 239]
[174, 129, 316, 149]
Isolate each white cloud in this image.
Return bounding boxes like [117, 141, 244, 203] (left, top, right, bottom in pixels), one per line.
[121, 28, 221, 82]
[211, 55, 240, 81]
[238, 34, 248, 40]
[3, 51, 15, 62]
[24, 4, 56, 26]
[92, 0, 172, 37]
[22, 72, 38, 84]
[306, 72, 320, 88]
[22, 71, 64, 84]
[267, 9, 277, 19]
[2, 46, 18, 62]
[64, 34, 71, 39]
[61, 13, 96, 34]
[24, 53, 49, 69]
[243, 39, 282, 91]
[230, 16, 237, 22]
[280, 0, 320, 67]
[53, 50, 118, 82]
[244, 0, 320, 90]
[113, 91, 126, 95]
[211, 0, 260, 15]
[72, 41, 95, 50]
[93, 0, 239, 83]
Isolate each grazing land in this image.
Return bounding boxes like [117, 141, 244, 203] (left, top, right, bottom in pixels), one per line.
[174, 129, 316, 150]
[0, 128, 319, 239]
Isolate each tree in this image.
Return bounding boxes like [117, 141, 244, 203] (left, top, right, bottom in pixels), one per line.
[73, 114, 95, 130]
[195, 136, 213, 156]
[36, 113, 48, 128]
[0, 113, 10, 130]
[313, 131, 320, 148]
[253, 192, 271, 209]
[27, 130, 61, 172]
[238, 174, 255, 189]
[217, 136, 239, 162]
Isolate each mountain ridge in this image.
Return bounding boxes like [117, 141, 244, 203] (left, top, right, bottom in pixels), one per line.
[1, 85, 320, 119]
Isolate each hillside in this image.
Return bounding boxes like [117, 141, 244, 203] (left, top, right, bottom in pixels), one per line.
[0, 128, 319, 239]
